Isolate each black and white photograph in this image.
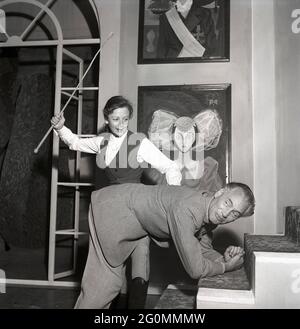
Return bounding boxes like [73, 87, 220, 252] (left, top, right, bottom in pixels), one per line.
[0, 0, 300, 321]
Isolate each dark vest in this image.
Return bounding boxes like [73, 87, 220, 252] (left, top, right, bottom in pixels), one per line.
[96, 131, 146, 185]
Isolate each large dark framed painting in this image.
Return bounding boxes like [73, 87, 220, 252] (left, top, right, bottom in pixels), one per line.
[138, 84, 231, 186]
[138, 0, 230, 64]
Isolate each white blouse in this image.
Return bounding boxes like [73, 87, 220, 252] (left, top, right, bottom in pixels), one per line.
[56, 126, 182, 186]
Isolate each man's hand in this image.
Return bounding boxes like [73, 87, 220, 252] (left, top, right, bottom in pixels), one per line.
[223, 245, 244, 262]
[224, 253, 244, 272]
[51, 114, 65, 130]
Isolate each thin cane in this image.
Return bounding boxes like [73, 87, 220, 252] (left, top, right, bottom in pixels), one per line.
[34, 32, 114, 154]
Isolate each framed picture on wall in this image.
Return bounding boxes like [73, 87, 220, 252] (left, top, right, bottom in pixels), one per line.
[138, 84, 231, 188]
[138, 0, 230, 64]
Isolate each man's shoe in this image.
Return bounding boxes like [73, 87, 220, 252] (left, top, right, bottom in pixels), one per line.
[128, 277, 149, 309]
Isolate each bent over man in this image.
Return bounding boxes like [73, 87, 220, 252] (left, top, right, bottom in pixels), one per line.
[75, 182, 255, 309]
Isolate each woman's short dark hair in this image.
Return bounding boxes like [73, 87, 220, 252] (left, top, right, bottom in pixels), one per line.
[103, 96, 134, 120]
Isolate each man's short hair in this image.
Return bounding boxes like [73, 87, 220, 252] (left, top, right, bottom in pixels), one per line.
[225, 182, 255, 217]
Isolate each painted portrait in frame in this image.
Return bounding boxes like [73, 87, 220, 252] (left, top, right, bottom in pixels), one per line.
[138, 0, 230, 64]
[138, 84, 231, 188]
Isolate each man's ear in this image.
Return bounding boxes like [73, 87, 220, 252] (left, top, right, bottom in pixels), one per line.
[214, 188, 225, 198]
[242, 204, 255, 217]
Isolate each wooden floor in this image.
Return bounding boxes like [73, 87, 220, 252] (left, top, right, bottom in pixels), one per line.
[0, 286, 160, 309]
[0, 243, 161, 309]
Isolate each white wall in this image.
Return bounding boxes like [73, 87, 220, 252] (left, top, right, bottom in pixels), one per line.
[274, 0, 300, 233]
[252, 0, 278, 234]
[95, 0, 122, 127]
